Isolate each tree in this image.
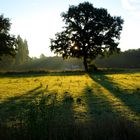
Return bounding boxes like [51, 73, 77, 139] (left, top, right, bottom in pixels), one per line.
[0, 55, 15, 70]
[0, 14, 16, 59]
[15, 35, 29, 65]
[23, 39, 30, 62]
[95, 48, 140, 68]
[50, 2, 124, 71]
[40, 54, 46, 59]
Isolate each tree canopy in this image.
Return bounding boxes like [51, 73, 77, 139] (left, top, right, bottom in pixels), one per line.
[50, 2, 124, 71]
[0, 14, 17, 59]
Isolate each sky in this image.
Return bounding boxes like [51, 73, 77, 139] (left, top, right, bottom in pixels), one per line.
[0, 0, 140, 57]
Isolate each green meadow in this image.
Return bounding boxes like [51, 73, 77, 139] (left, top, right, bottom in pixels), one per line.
[0, 70, 140, 139]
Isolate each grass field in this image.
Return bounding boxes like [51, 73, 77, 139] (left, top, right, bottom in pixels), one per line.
[0, 70, 140, 139]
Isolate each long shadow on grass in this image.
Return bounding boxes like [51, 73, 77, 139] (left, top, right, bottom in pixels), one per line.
[0, 89, 76, 140]
[0, 71, 85, 78]
[27, 91, 76, 140]
[0, 85, 43, 123]
[83, 85, 115, 119]
[1, 83, 140, 139]
[89, 73, 140, 117]
[47, 92, 76, 140]
[82, 84, 140, 140]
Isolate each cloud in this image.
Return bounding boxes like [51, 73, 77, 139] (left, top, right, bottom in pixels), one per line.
[121, 0, 140, 19]
[129, 0, 140, 4]
[121, 0, 140, 10]
[121, 0, 135, 10]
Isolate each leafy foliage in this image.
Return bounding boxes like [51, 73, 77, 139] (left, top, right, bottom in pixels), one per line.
[0, 14, 17, 58]
[50, 2, 124, 71]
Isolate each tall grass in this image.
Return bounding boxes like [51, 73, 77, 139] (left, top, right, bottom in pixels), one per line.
[0, 93, 140, 140]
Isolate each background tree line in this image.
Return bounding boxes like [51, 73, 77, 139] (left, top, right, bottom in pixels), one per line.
[0, 4, 139, 72]
[0, 35, 30, 69]
[0, 48, 140, 71]
[95, 49, 140, 68]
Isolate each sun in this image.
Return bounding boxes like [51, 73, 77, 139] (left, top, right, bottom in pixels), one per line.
[74, 46, 78, 50]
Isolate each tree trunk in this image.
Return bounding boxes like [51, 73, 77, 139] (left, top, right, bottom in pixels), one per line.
[83, 55, 88, 72]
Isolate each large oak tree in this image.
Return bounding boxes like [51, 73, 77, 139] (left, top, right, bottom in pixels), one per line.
[0, 14, 17, 59]
[50, 2, 124, 71]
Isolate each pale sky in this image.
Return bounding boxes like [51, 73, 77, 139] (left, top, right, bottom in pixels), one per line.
[0, 0, 140, 57]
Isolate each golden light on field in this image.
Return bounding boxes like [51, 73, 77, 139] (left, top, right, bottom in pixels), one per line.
[0, 72, 140, 123]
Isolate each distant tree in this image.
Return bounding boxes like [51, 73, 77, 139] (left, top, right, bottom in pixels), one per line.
[23, 39, 30, 62]
[15, 35, 30, 65]
[95, 48, 140, 68]
[0, 14, 16, 59]
[50, 2, 124, 71]
[40, 54, 46, 59]
[0, 55, 15, 70]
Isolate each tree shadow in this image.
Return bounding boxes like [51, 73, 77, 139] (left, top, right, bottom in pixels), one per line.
[88, 73, 140, 119]
[82, 83, 140, 140]
[83, 85, 117, 120]
[36, 91, 76, 140]
[0, 85, 43, 123]
[1, 76, 140, 139]
[0, 71, 85, 78]
[0, 87, 76, 139]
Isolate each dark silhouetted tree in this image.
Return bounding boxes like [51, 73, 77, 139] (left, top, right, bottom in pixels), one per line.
[0, 14, 17, 59]
[50, 2, 124, 71]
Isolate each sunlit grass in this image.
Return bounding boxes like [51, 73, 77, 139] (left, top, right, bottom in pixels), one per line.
[0, 72, 140, 124]
[0, 71, 140, 139]
[0, 77, 40, 101]
[105, 73, 140, 91]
